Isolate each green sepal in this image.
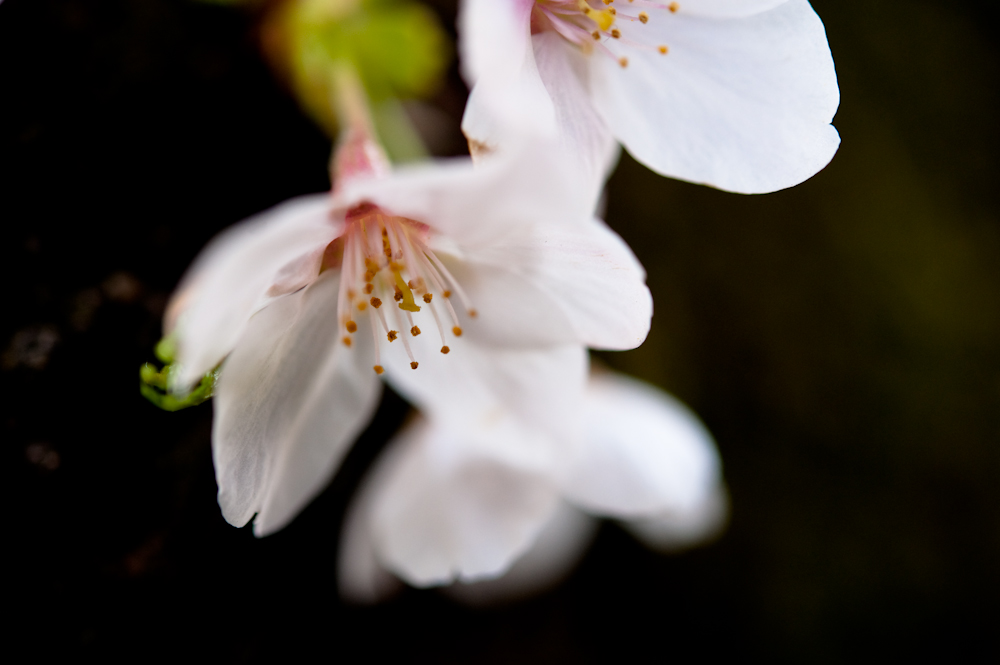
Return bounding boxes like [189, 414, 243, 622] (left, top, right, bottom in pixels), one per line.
[139, 358, 218, 412]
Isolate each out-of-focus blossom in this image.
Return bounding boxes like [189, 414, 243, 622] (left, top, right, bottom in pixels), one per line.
[459, 0, 840, 194]
[338, 370, 727, 604]
[164, 124, 651, 536]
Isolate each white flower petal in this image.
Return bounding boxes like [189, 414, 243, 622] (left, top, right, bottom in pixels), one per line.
[459, 0, 557, 154]
[334, 141, 590, 252]
[457, 0, 535, 87]
[369, 416, 562, 586]
[212, 271, 382, 537]
[672, 0, 790, 18]
[383, 335, 588, 448]
[442, 499, 599, 606]
[623, 484, 730, 552]
[447, 217, 652, 350]
[167, 194, 340, 388]
[562, 372, 722, 518]
[590, 0, 839, 193]
[338, 431, 407, 605]
[533, 32, 620, 213]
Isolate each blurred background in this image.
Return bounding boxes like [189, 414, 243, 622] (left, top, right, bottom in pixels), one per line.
[2, 0, 998, 660]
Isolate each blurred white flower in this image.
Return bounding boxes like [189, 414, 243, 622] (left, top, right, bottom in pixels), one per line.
[164, 128, 652, 536]
[339, 370, 727, 604]
[459, 0, 840, 194]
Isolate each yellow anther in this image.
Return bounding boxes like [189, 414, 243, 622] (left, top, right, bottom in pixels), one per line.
[441, 346, 450, 354]
[423, 293, 433, 303]
[452, 326, 463, 337]
[387, 330, 398, 342]
[342, 336, 352, 347]
[373, 365, 384, 375]
[411, 326, 421, 337]
[658, 45, 668, 54]
[592, 30, 600, 40]
[619, 57, 629, 68]
[346, 320, 357, 333]
[392, 270, 421, 312]
[577, 0, 614, 30]
[364, 270, 376, 282]
[609, 7, 616, 14]
[365, 258, 380, 273]
[443, 290, 451, 298]
[370, 297, 382, 308]
[364, 283, 374, 294]
[668, 1, 679, 11]
[639, 11, 648, 22]
[611, 29, 621, 38]
[410, 361, 419, 370]
[357, 301, 367, 311]
[394, 288, 403, 302]
[469, 309, 478, 318]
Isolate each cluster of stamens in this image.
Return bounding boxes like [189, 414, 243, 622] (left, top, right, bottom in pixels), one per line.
[333, 203, 476, 375]
[532, 0, 678, 67]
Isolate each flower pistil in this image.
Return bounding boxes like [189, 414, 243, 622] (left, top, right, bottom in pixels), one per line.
[328, 203, 476, 375]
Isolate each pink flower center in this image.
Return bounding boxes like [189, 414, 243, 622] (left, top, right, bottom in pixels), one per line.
[327, 203, 476, 375]
[531, 0, 677, 67]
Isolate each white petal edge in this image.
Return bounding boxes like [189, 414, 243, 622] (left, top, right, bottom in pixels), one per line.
[459, 0, 557, 154]
[590, 0, 840, 193]
[446, 216, 652, 351]
[212, 270, 382, 537]
[670, 0, 790, 18]
[442, 499, 599, 606]
[167, 194, 340, 388]
[561, 372, 723, 518]
[622, 484, 730, 552]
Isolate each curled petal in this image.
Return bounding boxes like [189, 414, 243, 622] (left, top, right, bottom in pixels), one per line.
[212, 271, 382, 537]
[167, 194, 340, 389]
[590, 0, 839, 193]
[562, 372, 723, 518]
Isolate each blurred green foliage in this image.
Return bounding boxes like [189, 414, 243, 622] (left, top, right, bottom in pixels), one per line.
[268, 0, 450, 147]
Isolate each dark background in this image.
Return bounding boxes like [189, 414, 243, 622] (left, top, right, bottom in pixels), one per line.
[3, 0, 999, 660]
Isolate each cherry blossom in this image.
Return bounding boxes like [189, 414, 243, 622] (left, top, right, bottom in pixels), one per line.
[163, 128, 651, 536]
[459, 0, 840, 194]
